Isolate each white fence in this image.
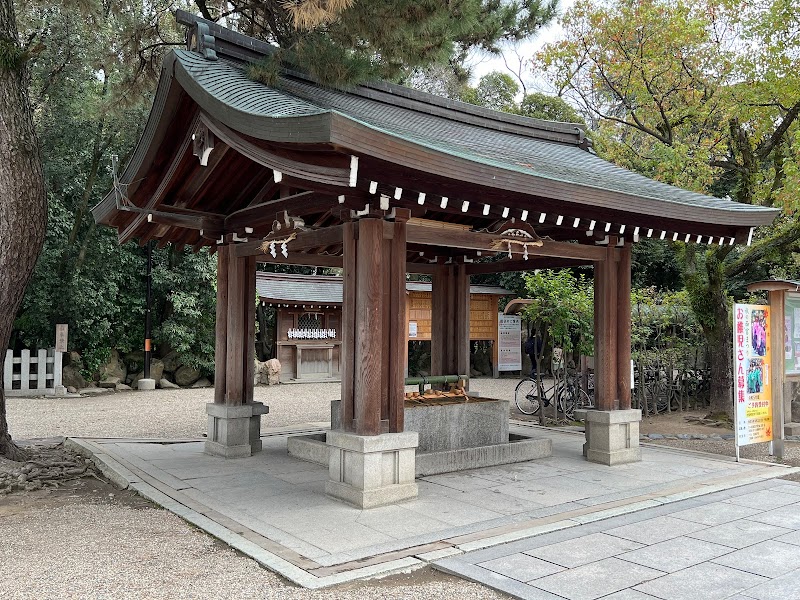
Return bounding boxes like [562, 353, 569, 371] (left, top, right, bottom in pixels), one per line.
[3, 349, 65, 396]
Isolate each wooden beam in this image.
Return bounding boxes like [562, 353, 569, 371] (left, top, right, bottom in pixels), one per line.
[406, 223, 607, 261]
[255, 252, 343, 268]
[465, 257, 588, 275]
[234, 224, 345, 258]
[224, 190, 316, 231]
[200, 113, 352, 187]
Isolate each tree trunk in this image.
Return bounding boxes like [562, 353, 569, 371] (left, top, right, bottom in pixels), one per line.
[706, 268, 733, 417]
[0, 0, 48, 459]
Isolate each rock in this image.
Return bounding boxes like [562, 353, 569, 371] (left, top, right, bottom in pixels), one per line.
[174, 364, 201, 387]
[191, 377, 212, 388]
[98, 376, 121, 389]
[130, 359, 165, 389]
[647, 433, 664, 439]
[62, 365, 86, 390]
[253, 360, 267, 386]
[80, 387, 107, 395]
[67, 386, 77, 394]
[160, 378, 179, 389]
[265, 358, 281, 385]
[115, 383, 132, 391]
[97, 349, 127, 384]
[66, 351, 84, 370]
[123, 350, 145, 374]
[161, 350, 181, 373]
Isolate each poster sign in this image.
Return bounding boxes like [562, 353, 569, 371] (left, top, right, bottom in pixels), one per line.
[498, 314, 522, 371]
[785, 293, 800, 376]
[733, 304, 773, 447]
[55, 324, 68, 353]
[408, 321, 418, 339]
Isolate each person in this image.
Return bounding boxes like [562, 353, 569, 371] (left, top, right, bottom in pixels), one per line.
[525, 333, 543, 378]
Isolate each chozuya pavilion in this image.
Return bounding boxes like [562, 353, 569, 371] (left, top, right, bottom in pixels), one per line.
[93, 11, 778, 508]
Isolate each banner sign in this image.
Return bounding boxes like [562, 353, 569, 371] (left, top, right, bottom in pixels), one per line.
[785, 293, 800, 376]
[733, 304, 773, 446]
[498, 314, 522, 371]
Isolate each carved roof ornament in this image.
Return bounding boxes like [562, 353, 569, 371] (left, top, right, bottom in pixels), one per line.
[192, 122, 215, 166]
[483, 218, 544, 260]
[187, 21, 217, 61]
[259, 211, 306, 258]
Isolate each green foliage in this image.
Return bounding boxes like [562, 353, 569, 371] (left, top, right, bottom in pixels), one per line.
[517, 92, 583, 123]
[236, 0, 558, 87]
[461, 71, 519, 111]
[521, 270, 594, 360]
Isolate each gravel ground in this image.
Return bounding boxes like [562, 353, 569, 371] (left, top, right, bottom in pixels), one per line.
[6, 378, 521, 440]
[3, 379, 519, 599]
[0, 494, 503, 600]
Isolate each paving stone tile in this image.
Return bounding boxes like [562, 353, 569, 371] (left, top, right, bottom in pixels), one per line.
[403, 495, 506, 526]
[617, 536, 733, 573]
[355, 505, 452, 538]
[633, 562, 766, 600]
[531, 557, 664, 600]
[766, 482, 800, 496]
[773, 528, 800, 546]
[746, 503, 800, 529]
[525, 533, 644, 569]
[668, 501, 763, 526]
[598, 590, 661, 600]
[711, 540, 799, 578]
[419, 472, 502, 492]
[434, 560, 567, 600]
[455, 486, 549, 515]
[723, 489, 799, 510]
[491, 477, 616, 507]
[478, 552, 565, 582]
[604, 516, 707, 545]
[737, 569, 800, 600]
[686, 519, 791, 549]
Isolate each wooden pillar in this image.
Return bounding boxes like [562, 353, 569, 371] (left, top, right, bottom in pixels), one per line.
[340, 214, 408, 435]
[593, 242, 618, 411]
[431, 264, 470, 378]
[431, 265, 450, 376]
[454, 264, 470, 378]
[222, 250, 256, 406]
[214, 245, 230, 404]
[616, 244, 632, 409]
[769, 289, 785, 458]
[388, 218, 408, 432]
[340, 221, 357, 431]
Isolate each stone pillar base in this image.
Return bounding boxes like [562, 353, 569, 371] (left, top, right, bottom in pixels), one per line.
[785, 422, 800, 437]
[137, 378, 156, 391]
[326, 430, 418, 509]
[583, 409, 641, 466]
[205, 402, 269, 458]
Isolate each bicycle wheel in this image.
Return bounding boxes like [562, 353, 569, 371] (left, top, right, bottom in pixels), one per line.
[514, 378, 543, 415]
[552, 382, 573, 418]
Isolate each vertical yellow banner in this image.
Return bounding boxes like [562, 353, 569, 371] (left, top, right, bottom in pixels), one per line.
[733, 304, 773, 446]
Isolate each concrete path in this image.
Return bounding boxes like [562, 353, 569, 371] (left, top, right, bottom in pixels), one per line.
[435, 478, 800, 600]
[67, 424, 798, 590]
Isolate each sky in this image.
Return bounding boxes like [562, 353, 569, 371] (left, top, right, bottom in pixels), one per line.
[465, 0, 577, 94]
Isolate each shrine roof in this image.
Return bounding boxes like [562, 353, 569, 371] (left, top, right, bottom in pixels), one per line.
[256, 272, 510, 305]
[91, 12, 778, 255]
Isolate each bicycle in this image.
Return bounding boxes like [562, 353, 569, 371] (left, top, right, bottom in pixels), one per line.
[514, 376, 556, 415]
[553, 372, 594, 418]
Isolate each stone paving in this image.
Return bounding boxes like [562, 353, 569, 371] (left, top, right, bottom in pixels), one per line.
[435, 478, 800, 599]
[67, 423, 798, 590]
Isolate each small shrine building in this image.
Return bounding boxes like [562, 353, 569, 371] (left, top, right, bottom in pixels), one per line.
[93, 12, 778, 508]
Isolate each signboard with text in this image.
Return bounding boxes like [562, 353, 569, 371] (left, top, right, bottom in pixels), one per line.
[498, 314, 522, 371]
[55, 324, 68, 353]
[784, 293, 800, 376]
[733, 304, 773, 447]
